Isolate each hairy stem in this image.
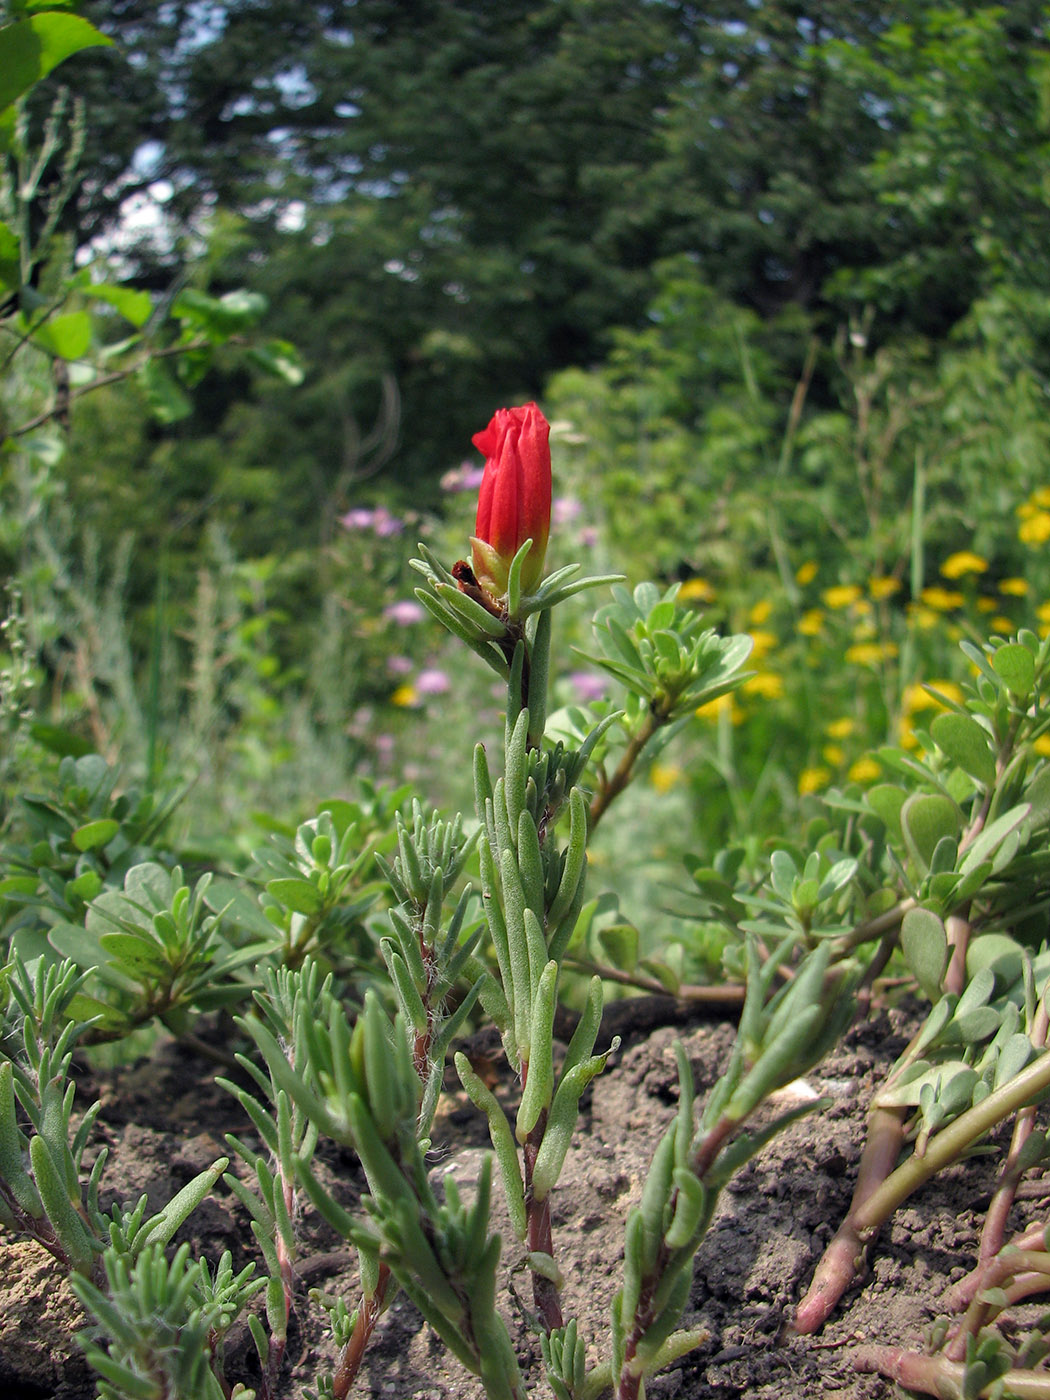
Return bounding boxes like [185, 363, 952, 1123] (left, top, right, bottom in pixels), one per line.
[331, 1264, 393, 1400]
[522, 1109, 563, 1333]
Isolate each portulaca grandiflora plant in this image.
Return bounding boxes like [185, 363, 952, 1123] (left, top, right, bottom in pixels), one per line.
[6, 400, 1050, 1400]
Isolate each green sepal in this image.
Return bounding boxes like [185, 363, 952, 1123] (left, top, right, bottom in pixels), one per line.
[413, 589, 508, 675]
[520, 571, 627, 616]
[433, 580, 510, 640]
[505, 538, 532, 620]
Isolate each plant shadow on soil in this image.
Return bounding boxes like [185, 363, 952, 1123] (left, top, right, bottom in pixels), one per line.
[0, 1000, 1038, 1399]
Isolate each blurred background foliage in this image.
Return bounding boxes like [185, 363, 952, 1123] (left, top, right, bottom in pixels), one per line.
[4, 0, 1050, 971]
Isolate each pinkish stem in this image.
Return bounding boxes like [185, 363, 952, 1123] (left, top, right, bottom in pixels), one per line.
[331, 1264, 394, 1400]
[793, 1102, 906, 1333]
[856, 1346, 1050, 1397]
[943, 913, 970, 997]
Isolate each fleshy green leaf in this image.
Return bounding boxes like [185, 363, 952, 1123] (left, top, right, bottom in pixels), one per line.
[930, 712, 996, 786]
[901, 908, 948, 1002]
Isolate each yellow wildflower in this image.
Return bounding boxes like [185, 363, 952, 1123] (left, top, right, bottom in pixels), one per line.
[823, 744, 845, 766]
[868, 576, 901, 600]
[748, 598, 773, 625]
[826, 717, 856, 740]
[1034, 486, 1050, 508]
[1038, 601, 1050, 625]
[822, 584, 862, 610]
[678, 577, 715, 603]
[907, 604, 940, 630]
[920, 586, 964, 611]
[390, 684, 419, 708]
[798, 609, 825, 637]
[999, 578, 1029, 596]
[749, 629, 777, 661]
[798, 766, 831, 796]
[696, 692, 744, 724]
[1034, 734, 1050, 757]
[649, 763, 682, 793]
[796, 560, 818, 586]
[940, 551, 988, 579]
[848, 755, 882, 783]
[1019, 511, 1050, 546]
[990, 617, 1014, 635]
[976, 597, 997, 613]
[846, 641, 898, 666]
[743, 672, 785, 700]
[902, 680, 964, 713]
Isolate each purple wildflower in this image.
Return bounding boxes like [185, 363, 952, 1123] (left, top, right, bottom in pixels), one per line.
[384, 600, 426, 626]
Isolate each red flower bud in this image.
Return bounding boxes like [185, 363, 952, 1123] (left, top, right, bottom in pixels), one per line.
[470, 402, 551, 602]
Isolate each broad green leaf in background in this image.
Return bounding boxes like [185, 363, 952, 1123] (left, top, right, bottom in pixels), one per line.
[83, 282, 153, 328]
[0, 220, 20, 291]
[0, 13, 113, 113]
[20, 310, 91, 359]
[136, 358, 192, 422]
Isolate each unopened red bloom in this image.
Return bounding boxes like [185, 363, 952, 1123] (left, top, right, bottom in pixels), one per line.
[470, 402, 551, 601]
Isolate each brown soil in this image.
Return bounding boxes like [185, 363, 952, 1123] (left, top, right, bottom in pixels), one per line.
[0, 1000, 1029, 1399]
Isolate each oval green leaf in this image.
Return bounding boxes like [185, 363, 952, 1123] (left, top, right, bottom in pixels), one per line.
[930, 712, 996, 786]
[992, 642, 1036, 700]
[71, 818, 119, 852]
[901, 907, 948, 1002]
